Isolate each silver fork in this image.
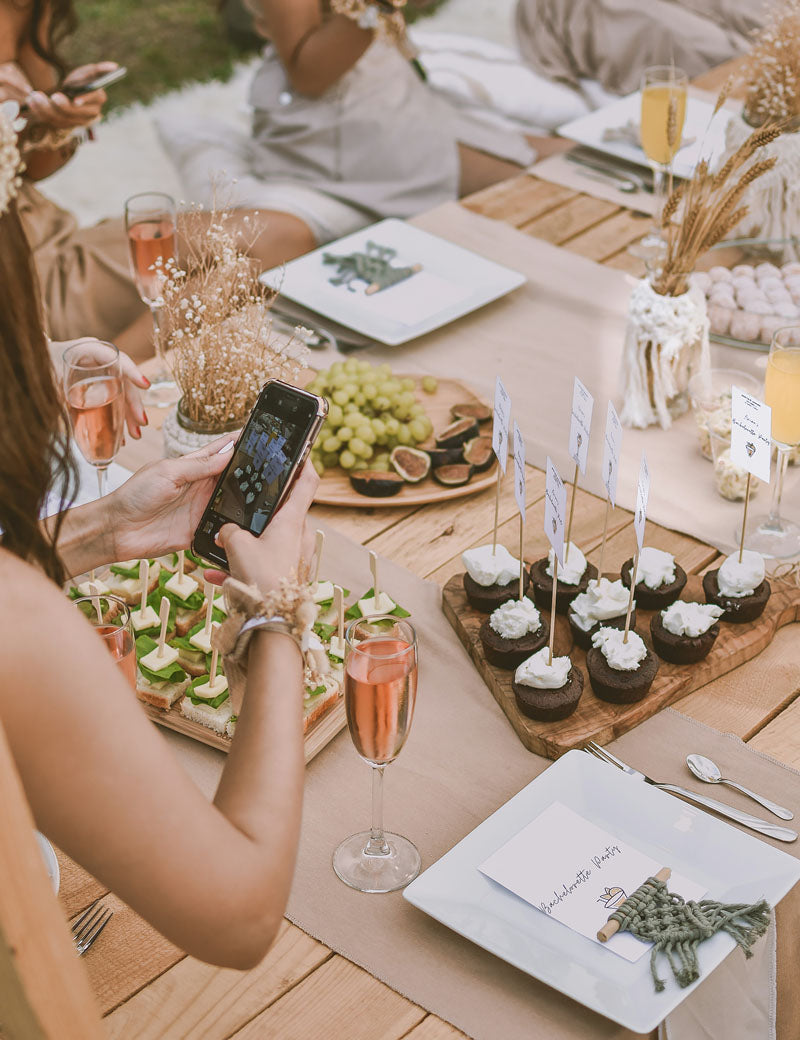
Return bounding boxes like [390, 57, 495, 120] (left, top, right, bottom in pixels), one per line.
[71, 899, 113, 955]
[583, 741, 797, 843]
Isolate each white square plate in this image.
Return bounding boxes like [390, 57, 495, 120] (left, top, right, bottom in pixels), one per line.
[558, 92, 733, 180]
[403, 750, 800, 1033]
[260, 219, 525, 346]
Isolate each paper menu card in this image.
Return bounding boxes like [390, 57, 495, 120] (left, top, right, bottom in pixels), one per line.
[602, 401, 622, 507]
[513, 421, 526, 518]
[730, 386, 772, 484]
[479, 802, 705, 963]
[544, 457, 566, 566]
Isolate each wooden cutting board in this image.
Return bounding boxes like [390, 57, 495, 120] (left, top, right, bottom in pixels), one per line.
[442, 570, 800, 759]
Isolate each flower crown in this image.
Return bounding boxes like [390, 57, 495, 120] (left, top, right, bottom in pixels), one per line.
[0, 102, 23, 217]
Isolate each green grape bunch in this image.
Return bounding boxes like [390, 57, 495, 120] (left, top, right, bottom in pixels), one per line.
[306, 360, 437, 475]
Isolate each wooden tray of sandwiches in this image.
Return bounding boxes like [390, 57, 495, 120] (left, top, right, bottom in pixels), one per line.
[442, 564, 800, 760]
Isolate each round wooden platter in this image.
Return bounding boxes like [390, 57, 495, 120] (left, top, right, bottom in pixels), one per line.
[314, 375, 497, 507]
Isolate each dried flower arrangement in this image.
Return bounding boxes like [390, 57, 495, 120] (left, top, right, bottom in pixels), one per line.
[160, 207, 308, 428]
[740, 0, 800, 127]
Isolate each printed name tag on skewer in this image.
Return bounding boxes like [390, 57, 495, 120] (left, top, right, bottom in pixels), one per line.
[513, 422, 526, 600]
[544, 457, 566, 665]
[568, 376, 594, 477]
[730, 386, 772, 562]
[598, 401, 623, 577]
[491, 376, 512, 552]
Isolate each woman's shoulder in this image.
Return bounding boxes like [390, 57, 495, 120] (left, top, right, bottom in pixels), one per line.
[0, 547, 68, 632]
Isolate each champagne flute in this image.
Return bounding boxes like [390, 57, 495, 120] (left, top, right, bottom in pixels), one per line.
[333, 615, 420, 893]
[124, 191, 179, 407]
[73, 594, 136, 687]
[632, 65, 688, 263]
[63, 339, 125, 499]
[742, 326, 800, 558]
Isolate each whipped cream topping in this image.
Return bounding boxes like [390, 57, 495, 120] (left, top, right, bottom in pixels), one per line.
[545, 542, 587, 586]
[462, 544, 520, 588]
[514, 647, 571, 689]
[591, 627, 647, 671]
[633, 547, 676, 589]
[489, 597, 541, 640]
[661, 601, 724, 637]
[717, 550, 765, 597]
[569, 578, 631, 632]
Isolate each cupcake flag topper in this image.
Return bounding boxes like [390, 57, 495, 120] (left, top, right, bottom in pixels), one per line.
[730, 386, 772, 563]
[513, 421, 526, 600]
[491, 376, 511, 552]
[625, 453, 650, 643]
[544, 456, 566, 666]
[565, 377, 594, 562]
[599, 401, 623, 576]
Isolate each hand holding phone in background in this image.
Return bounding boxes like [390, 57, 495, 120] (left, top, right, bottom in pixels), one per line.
[23, 61, 120, 129]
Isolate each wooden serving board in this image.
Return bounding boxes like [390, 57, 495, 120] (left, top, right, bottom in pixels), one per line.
[144, 697, 346, 764]
[314, 376, 497, 507]
[442, 570, 800, 759]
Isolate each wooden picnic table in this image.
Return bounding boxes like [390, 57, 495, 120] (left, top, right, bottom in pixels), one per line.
[61, 59, 800, 1040]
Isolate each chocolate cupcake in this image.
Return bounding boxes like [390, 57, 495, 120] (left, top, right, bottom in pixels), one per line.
[479, 597, 548, 669]
[530, 543, 597, 615]
[650, 602, 724, 664]
[567, 577, 635, 651]
[462, 544, 529, 613]
[703, 550, 770, 624]
[586, 627, 659, 704]
[620, 547, 687, 610]
[512, 648, 584, 721]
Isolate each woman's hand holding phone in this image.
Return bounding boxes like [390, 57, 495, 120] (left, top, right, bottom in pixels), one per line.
[24, 61, 118, 129]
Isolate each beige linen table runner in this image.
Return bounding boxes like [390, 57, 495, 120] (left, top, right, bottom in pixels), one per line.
[163, 525, 800, 1040]
[310, 201, 799, 557]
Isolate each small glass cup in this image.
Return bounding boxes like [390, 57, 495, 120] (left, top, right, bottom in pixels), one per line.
[73, 593, 136, 688]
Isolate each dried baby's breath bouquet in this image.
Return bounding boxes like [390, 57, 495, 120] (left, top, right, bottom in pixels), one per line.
[161, 207, 308, 427]
[741, 0, 800, 127]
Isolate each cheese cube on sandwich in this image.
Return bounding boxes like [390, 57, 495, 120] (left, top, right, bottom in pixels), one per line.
[180, 674, 230, 735]
[213, 595, 228, 616]
[76, 577, 110, 596]
[357, 591, 396, 617]
[312, 581, 334, 605]
[135, 667, 188, 709]
[165, 571, 199, 602]
[328, 635, 345, 662]
[303, 674, 341, 734]
[139, 643, 180, 675]
[130, 604, 160, 632]
[106, 560, 161, 606]
[188, 623, 219, 655]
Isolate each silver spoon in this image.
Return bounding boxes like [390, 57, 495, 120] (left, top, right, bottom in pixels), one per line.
[687, 754, 794, 821]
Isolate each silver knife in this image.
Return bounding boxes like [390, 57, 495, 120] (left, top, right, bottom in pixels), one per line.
[565, 151, 653, 193]
[654, 782, 797, 842]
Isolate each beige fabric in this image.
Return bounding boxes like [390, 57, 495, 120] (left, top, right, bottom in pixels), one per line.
[17, 181, 147, 343]
[515, 0, 762, 96]
[161, 523, 800, 1040]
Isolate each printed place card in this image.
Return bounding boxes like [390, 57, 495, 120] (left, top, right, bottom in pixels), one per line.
[568, 377, 594, 476]
[513, 422, 526, 519]
[493, 376, 512, 473]
[602, 401, 622, 507]
[730, 386, 772, 483]
[479, 802, 705, 962]
[544, 456, 566, 567]
[634, 453, 650, 551]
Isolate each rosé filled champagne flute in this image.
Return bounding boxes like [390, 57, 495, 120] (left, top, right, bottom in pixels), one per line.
[124, 191, 179, 407]
[63, 339, 124, 498]
[73, 594, 136, 688]
[333, 615, 420, 893]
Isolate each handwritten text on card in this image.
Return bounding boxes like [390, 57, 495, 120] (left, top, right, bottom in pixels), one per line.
[568, 377, 594, 476]
[602, 401, 622, 507]
[544, 457, 566, 566]
[493, 376, 511, 474]
[730, 386, 772, 484]
[634, 453, 650, 551]
[513, 422, 526, 519]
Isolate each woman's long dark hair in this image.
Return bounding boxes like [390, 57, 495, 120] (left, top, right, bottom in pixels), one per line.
[21, 0, 77, 78]
[0, 201, 77, 582]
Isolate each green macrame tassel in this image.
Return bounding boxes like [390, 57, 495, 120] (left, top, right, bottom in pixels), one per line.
[609, 877, 772, 992]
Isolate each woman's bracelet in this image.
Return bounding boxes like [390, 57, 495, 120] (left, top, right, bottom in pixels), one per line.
[331, 0, 408, 45]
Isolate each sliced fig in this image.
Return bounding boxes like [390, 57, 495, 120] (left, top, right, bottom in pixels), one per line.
[390, 446, 431, 483]
[435, 417, 480, 449]
[432, 463, 473, 487]
[424, 445, 464, 467]
[451, 402, 492, 424]
[462, 435, 495, 473]
[349, 471, 404, 497]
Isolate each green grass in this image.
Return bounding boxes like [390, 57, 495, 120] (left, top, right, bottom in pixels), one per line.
[65, 0, 450, 112]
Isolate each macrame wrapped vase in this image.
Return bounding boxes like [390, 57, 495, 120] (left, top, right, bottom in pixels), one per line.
[721, 114, 800, 262]
[620, 277, 710, 430]
[162, 398, 240, 458]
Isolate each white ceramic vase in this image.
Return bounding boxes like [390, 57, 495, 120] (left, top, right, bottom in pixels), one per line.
[162, 399, 240, 458]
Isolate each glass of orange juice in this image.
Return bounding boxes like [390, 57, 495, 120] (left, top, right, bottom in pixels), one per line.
[634, 65, 688, 262]
[742, 326, 800, 558]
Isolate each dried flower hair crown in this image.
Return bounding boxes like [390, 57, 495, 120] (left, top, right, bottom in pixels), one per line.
[0, 102, 23, 217]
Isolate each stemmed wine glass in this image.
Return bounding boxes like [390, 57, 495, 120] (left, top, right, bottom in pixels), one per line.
[63, 339, 125, 499]
[124, 191, 179, 407]
[333, 615, 420, 893]
[741, 326, 800, 558]
[632, 65, 688, 263]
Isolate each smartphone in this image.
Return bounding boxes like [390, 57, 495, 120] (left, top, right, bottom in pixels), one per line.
[192, 379, 327, 570]
[61, 66, 128, 99]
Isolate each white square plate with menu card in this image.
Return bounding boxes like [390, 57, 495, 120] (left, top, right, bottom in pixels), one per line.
[403, 750, 800, 1033]
[260, 219, 525, 346]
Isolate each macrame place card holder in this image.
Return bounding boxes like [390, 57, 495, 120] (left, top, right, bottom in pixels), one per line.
[597, 866, 772, 992]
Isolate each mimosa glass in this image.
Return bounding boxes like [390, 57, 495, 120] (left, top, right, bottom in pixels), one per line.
[333, 615, 420, 893]
[124, 191, 179, 407]
[63, 339, 125, 499]
[742, 326, 800, 558]
[73, 594, 136, 687]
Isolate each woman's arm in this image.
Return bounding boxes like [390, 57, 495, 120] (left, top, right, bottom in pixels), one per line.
[2, 463, 319, 968]
[253, 0, 374, 97]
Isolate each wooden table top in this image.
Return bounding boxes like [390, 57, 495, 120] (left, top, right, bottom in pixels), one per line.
[63, 58, 800, 1040]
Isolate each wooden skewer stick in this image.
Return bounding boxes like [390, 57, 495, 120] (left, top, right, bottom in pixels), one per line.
[739, 473, 752, 564]
[313, 530, 325, 585]
[519, 514, 525, 601]
[202, 579, 214, 635]
[622, 548, 639, 644]
[492, 468, 502, 553]
[548, 556, 558, 667]
[209, 647, 220, 690]
[138, 559, 149, 616]
[156, 596, 170, 660]
[598, 494, 611, 578]
[597, 867, 672, 942]
[334, 585, 344, 643]
[89, 568, 96, 584]
[178, 550, 185, 583]
[369, 550, 380, 605]
[88, 582, 103, 625]
[564, 462, 580, 564]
